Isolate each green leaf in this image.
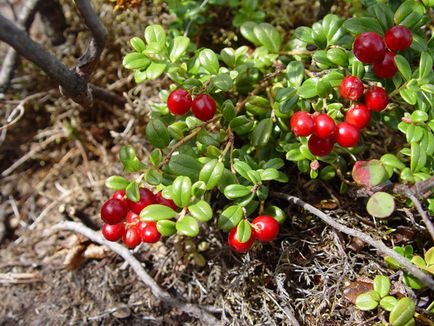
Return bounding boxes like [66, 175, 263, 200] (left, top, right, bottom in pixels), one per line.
[212, 73, 233, 91]
[146, 119, 170, 149]
[355, 291, 380, 311]
[381, 154, 406, 171]
[394, 0, 426, 30]
[220, 48, 236, 67]
[298, 78, 319, 98]
[373, 275, 390, 298]
[198, 49, 219, 74]
[191, 180, 207, 198]
[312, 22, 327, 48]
[425, 247, 434, 265]
[218, 205, 243, 231]
[410, 110, 428, 123]
[352, 60, 365, 79]
[343, 17, 384, 36]
[230, 115, 254, 135]
[251, 118, 273, 147]
[367, 3, 394, 32]
[294, 26, 314, 44]
[263, 205, 286, 224]
[224, 184, 251, 199]
[263, 158, 284, 170]
[233, 161, 252, 180]
[145, 168, 162, 185]
[411, 142, 426, 172]
[235, 220, 252, 243]
[222, 100, 236, 122]
[199, 159, 224, 190]
[367, 192, 395, 218]
[119, 145, 146, 172]
[395, 55, 412, 81]
[326, 48, 348, 67]
[380, 296, 398, 312]
[246, 96, 270, 116]
[403, 274, 425, 290]
[253, 23, 282, 53]
[399, 88, 417, 105]
[389, 297, 415, 326]
[287, 61, 305, 87]
[240, 22, 262, 46]
[170, 36, 190, 63]
[146, 62, 166, 80]
[130, 37, 145, 52]
[188, 200, 213, 222]
[105, 176, 129, 190]
[126, 181, 140, 202]
[419, 52, 433, 80]
[134, 70, 147, 83]
[168, 154, 202, 180]
[176, 216, 199, 237]
[144, 24, 166, 48]
[156, 220, 176, 236]
[259, 168, 280, 181]
[149, 149, 162, 166]
[140, 204, 177, 221]
[172, 176, 192, 208]
[322, 14, 344, 44]
[246, 170, 261, 184]
[122, 52, 150, 70]
[352, 160, 388, 187]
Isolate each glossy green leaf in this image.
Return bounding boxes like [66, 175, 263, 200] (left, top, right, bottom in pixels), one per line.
[191, 181, 207, 198]
[222, 100, 236, 122]
[198, 49, 219, 74]
[134, 70, 147, 83]
[235, 220, 252, 243]
[403, 273, 425, 290]
[298, 78, 319, 98]
[352, 60, 365, 79]
[105, 176, 129, 190]
[199, 159, 224, 190]
[233, 161, 252, 180]
[367, 3, 394, 32]
[170, 36, 190, 62]
[240, 22, 262, 45]
[389, 297, 415, 326]
[220, 48, 236, 67]
[411, 142, 426, 172]
[145, 168, 162, 185]
[259, 168, 280, 181]
[168, 154, 202, 180]
[395, 55, 412, 81]
[119, 145, 146, 172]
[380, 154, 405, 171]
[149, 149, 162, 166]
[253, 23, 282, 53]
[287, 61, 305, 87]
[322, 14, 344, 44]
[399, 88, 417, 105]
[419, 52, 433, 80]
[373, 275, 390, 298]
[326, 48, 348, 67]
[380, 296, 398, 312]
[126, 181, 140, 202]
[246, 96, 270, 116]
[176, 216, 199, 237]
[294, 26, 314, 44]
[251, 118, 273, 147]
[146, 62, 166, 80]
[156, 220, 176, 236]
[144, 24, 166, 48]
[122, 52, 150, 70]
[425, 247, 434, 266]
[394, 0, 426, 30]
[172, 176, 192, 208]
[218, 205, 243, 231]
[140, 204, 177, 221]
[343, 17, 384, 36]
[146, 119, 170, 149]
[188, 200, 213, 222]
[212, 73, 233, 91]
[355, 291, 380, 311]
[230, 115, 254, 135]
[263, 205, 286, 224]
[367, 192, 395, 218]
[224, 184, 251, 199]
[312, 22, 327, 48]
[130, 37, 145, 52]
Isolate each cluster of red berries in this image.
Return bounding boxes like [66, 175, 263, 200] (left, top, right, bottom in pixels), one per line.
[100, 188, 177, 248]
[228, 215, 279, 253]
[354, 25, 413, 78]
[168, 89, 217, 121]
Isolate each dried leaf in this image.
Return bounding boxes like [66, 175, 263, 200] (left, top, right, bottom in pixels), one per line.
[344, 280, 373, 304]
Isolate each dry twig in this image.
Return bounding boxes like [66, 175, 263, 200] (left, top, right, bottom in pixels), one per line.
[52, 221, 221, 324]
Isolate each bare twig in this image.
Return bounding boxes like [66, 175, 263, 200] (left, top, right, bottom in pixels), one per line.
[272, 192, 434, 290]
[52, 221, 221, 324]
[37, 0, 67, 46]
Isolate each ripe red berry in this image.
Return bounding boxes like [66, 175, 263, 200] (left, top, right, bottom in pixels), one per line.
[345, 104, 371, 129]
[252, 215, 279, 242]
[101, 198, 128, 225]
[127, 188, 155, 214]
[290, 111, 314, 137]
[167, 89, 192, 116]
[336, 122, 360, 147]
[313, 114, 336, 139]
[372, 51, 397, 78]
[126, 211, 140, 225]
[340, 76, 364, 101]
[155, 192, 177, 211]
[123, 227, 142, 248]
[102, 223, 126, 242]
[191, 94, 216, 121]
[353, 32, 386, 64]
[365, 86, 388, 112]
[112, 190, 126, 201]
[139, 221, 161, 243]
[227, 227, 255, 253]
[385, 25, 412, 52]
[308, 135, 334, 156]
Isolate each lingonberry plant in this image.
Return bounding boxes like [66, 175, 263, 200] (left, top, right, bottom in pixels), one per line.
[103, 0, 432, 269]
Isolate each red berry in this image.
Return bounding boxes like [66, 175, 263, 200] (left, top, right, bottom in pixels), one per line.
[365, 86, 388, 112]
[345, 104, 371, 129]
[139, 222, 161, 243]
[340, 76, 364, 101]
[155, 192, 177, 211]
[308, 135, 334, 156]
[101, 198, 128, 225]
[290, 111, 314, 137]
[123, 227, 142, 248]
[353, 32, 386, 64]
[102, 223, 125, 242]
[126, 211, 140, 225]
[385, 25, 412, 52]
[167, 89, 192, 116]
[252, 215, 279, 242]
[191, 94, 216, 121]
[336, 122, 360, 147]
[228, 227, 255, 253]
[127, 188, 155, 214]
[313, 114, 336, 139]
[372, 51, 397, 78]
[112, 190, 126, 201]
